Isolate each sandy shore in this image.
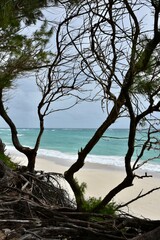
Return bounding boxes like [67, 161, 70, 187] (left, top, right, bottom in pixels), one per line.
[11, 152, 160, 220]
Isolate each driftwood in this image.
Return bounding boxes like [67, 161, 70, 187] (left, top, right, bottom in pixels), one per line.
[131, 226, 160, 240]
[0, 159, 160, 240]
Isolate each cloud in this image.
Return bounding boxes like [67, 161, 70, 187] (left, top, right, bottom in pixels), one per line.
[0, 77, 109, 128]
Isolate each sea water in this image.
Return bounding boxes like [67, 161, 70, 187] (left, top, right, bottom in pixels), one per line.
[0, 128, 159, 172]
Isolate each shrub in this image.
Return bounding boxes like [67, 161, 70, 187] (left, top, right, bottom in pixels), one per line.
[84, 197, 117, 215]
[0, 152, 17, 170]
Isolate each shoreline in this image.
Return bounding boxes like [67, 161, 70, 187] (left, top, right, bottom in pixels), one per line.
[10, 151, 160, 220]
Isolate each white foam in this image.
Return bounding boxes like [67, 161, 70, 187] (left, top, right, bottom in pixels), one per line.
[38, 148, 76, 161]
[86, 154, 125, 167]
[5, 146, 160, 173]
[37, 148, 160, 172]
[0, 128, 10, 131]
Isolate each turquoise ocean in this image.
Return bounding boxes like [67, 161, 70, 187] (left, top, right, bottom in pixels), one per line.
[0, 128, 160, 172]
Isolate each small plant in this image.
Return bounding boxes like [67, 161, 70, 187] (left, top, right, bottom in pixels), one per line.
[79, 181, 87, 194]
[0, 152, 17, 170]
[84, 197, 117, 215]
[71, 178, 117, 215]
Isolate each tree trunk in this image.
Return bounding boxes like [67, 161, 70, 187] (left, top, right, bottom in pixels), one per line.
[0, 89, 38, 172]
[65, 171, 85, 211]
[26, 150, 37, 172]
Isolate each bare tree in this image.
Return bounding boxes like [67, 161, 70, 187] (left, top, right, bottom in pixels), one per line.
[0, 0, 159, 211]
[52, 0, 160, 211]
[0, 20, 55, 171]
[0, 5, 90, 172]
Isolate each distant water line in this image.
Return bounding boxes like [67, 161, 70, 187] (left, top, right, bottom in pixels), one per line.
[0, 128, 160, 172]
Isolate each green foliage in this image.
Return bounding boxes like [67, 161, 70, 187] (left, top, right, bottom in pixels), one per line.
[0, 152, 17, 170]
[134, 78, 158, 95]
[0, 21, 53, 89]
[0, 0, 52, 28]
[0, 0, 56, 90]
[132, 56, 160, 97]
[0, 0, 79, 29]
[84, 197, 117, 215]
[80, 181, 87, 194]
[73, 179, 117, 215]
[74, 177, 87, 194]
[133, 37, 160, 96]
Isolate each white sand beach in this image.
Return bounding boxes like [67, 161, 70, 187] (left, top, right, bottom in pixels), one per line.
[11, 152, 160, 220]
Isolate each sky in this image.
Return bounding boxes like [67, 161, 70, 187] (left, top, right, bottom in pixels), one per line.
[0, 77, 129, 129]
[0, 5, 131, 129]
[0, 4, 135, 130]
